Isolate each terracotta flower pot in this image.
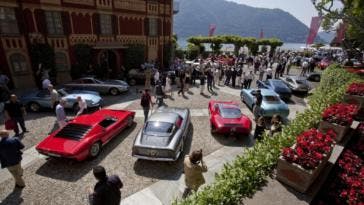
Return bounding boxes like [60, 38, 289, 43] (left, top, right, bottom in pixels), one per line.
[277, 145, 332, 193]
[319, 121, 350, 142]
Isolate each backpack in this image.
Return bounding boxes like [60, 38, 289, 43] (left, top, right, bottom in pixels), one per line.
[140, 94, 150, 107]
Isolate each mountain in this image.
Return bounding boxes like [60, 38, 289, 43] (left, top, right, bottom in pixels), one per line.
[318, 31, 335, 43]
[173, 0, 324, 43]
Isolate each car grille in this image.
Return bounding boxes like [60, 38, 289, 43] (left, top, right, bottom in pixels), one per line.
[134, 147, 173, 158]
[224, 123, 241, 127]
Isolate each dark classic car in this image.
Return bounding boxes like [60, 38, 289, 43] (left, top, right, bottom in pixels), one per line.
[279, 76, 311, 93]
[64, 77, 129, 96]
[256, 79, 292, 100]
[132, 107, 191, 161]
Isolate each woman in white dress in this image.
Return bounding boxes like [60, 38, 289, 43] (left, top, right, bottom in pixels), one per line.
[165, 75, 173, 97]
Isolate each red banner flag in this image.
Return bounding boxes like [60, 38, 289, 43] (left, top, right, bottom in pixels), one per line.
[259, 29, 264, 39]
[208, 24, 216, 36]
[335, 22, 347, 44]
[306, 16, 323, 45]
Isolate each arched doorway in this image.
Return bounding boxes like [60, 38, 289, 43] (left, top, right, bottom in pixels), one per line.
[99, 50, 117, 79]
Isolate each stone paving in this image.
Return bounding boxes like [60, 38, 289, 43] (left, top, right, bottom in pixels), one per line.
[0, 68, 312, 205]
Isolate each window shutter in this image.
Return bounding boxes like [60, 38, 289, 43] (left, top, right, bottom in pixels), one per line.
[61, 12, 71, 35]
[14, 8, 25, 34]
[144, 18, 149, 36]
[112, 15, 118, 35]
[93, 13, 100, 35]
[35, 9, 48, 34]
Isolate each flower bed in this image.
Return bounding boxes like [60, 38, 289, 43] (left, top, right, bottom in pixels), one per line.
[346, 83, 364, 96]
[174, 65, 363, 205]
[282, 129, 335, 170]
[313, 123, 364, 205]
[319, 103, 358, 142]
[277, 129, 335, 192]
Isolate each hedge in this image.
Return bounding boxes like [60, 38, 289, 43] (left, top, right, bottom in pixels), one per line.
[174, 64, 363, 205]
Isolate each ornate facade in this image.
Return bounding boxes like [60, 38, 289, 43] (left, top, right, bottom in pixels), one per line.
[0, 0, 174, 89]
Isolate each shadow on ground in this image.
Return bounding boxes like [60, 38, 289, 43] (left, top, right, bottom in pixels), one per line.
[35, 123, 137, 182]
[133, 123, 194, 180]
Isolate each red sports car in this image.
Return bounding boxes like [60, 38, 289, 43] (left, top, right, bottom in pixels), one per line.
[36, 109, 135, 161]
[208, 100, 252, 135]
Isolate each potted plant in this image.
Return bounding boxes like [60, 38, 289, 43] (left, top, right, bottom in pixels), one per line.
[319, 103, 358, 142]
[344, 83, 364, 119]
[277, 129, 336, 193]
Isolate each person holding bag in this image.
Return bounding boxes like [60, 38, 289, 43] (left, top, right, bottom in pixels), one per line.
[4, 94, 27, 136]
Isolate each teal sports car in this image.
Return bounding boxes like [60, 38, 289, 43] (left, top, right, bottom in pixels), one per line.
[240, 88, 289, 118]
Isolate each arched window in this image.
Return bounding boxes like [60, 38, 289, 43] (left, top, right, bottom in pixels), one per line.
[55, 52, 69, 71]
[9, 53, 27, 73]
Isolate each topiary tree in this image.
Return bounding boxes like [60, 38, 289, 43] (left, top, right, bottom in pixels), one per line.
[29, 43, 56, 86]
[124, 44, 145, 70]
[186, 43, 200, 60]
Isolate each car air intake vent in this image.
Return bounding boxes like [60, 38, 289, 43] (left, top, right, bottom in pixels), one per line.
[55, 123, 92, 140]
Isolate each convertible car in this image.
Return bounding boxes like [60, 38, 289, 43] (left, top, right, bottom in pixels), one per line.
[36, 109, 135, 161]
[257, 79, 292, 100]
[279, 76, 311, 93]
[21, 88, 102, 112]
[208, 100, 252, 135]
[64, 77, 129, 96]
[241, 89, 289, 118]
[132, 107, 191, 161]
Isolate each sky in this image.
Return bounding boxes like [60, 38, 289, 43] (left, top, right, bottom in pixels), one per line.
[226, 0, 319, 27]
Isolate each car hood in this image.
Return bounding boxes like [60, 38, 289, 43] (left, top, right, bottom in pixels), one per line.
[36, 136, 81, 155]
[272, 85, 291, 93]
[141, 133, 172, 147]
[65, 93, 101, 102]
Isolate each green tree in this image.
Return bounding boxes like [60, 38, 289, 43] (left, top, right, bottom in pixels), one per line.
[124, 45, 146, 70]
[29, 43, 56, 83]
[186, 43, 200, 60]
[312, 0, 364, 53]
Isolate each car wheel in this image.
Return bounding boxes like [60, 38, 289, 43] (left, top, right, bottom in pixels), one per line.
[210, 123, 217, 134]
[314, 76, 320, 82]
[129, 79, 136, 86]
[109, 88, 119, 96]
[127, 116, 133, 127]
[89, 142, 102, 158]
[28, 102, 41, 112]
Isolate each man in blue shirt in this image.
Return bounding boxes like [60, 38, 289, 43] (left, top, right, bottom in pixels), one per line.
[0, 130, 25, 188]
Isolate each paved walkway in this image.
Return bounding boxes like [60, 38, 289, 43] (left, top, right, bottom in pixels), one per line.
[121, 145, 247, 205]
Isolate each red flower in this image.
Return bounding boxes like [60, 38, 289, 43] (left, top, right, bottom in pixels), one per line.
[346, 83, 364, 96]
[322, 103, 358, 126]
[282, 129, 335, 170]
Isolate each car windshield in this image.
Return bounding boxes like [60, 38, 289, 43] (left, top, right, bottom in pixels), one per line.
[220, 107, 242, 118]
[271, 80, 286, 87]
[296, 79, 308, 84]
[264, 95, 280, 103]
[144, 121, 174, 135]
[57, 89, 68, 96]
[94, 79, 104, 84]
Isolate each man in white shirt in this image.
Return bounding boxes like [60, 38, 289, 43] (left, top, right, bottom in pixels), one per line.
[266, 67, 273, 80]
[76, 96, 87, 116]
[48, 85, 59, 111]
[56, 99, 67, 129]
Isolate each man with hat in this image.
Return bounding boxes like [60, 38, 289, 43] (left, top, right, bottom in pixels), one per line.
[0, 130, 25, 188]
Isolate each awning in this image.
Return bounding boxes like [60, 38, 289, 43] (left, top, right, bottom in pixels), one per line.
[93, 42, 128, 49]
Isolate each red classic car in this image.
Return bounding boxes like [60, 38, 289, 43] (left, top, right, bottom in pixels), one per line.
[318, 58, 332, 70]
[36, 109, 135, 161]
[208, 100, 252, 135]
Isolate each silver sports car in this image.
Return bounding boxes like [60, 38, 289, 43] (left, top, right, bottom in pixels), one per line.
[132, 107, 191, 161]
[279, 76, 311, 93]
[64, 77, 129, 96]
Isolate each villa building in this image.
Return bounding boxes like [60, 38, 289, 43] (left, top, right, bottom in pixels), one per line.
[0, 0, 176, 89]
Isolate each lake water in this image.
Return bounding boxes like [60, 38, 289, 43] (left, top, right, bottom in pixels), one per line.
[177, 39, 310, 52]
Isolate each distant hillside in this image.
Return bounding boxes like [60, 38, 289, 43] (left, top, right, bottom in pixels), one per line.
[174, 0, 324, 43]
